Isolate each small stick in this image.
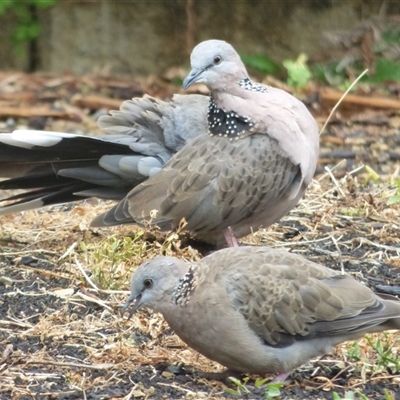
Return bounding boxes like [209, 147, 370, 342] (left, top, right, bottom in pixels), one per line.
[329, 235, 345, 274]
[324, 166, 346, 197]
[319, 69, 369, 136]
[59, 242, 78, 261]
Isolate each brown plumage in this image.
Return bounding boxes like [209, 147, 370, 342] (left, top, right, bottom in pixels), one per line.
[123, 247, 400, 375]
[93, 40, 319, 245]
[0, 40, 318, 246]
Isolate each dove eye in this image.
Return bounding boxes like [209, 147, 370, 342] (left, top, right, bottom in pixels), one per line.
[213, 55, 222, 65]
[143, 279, 153, 288]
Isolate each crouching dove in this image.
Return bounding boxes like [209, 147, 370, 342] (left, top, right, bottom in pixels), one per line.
[122, 247, 400, 377]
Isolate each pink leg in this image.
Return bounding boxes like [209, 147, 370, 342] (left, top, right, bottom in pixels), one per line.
[272, 371, 291, 383]
[224, 227, 240, 247]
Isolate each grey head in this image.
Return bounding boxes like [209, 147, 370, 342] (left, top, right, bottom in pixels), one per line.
[183, 40, 248, 91]
[122, 256, 188, 319]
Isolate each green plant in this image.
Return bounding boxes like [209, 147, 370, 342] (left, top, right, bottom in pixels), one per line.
[263, 381, 284, 400]
[241, 53, 281, 75]
[381, 28, 400, 45]
[0, 0, 57, 54]
[387, 180, 400, 205]
[362, 166, 400, 206]
[364, 165, 380, 184]
[282, 53, 312, 88]
[383, 389, 396, 400]
[370, 58, 400, 83]
[366, 334, 400, 373]
[332, 390, 369, 400]
[79, 232, 146, 290]
[225, 376, 250, 396]
[313, 62, 349, 87]
[332, 389, 396, 400]
[345, 341, 362, 362]
[225, 376, 285, 399]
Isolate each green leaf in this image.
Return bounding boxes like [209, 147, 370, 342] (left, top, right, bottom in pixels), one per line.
[264, 382, 284, 399]
[381, 28, 400, 45]
[12, 20, 41, 42]
[0, 0, 13, 13]
[365, 165, 380, 182]
[34, 0, 57, 8]
[384, 389, 395, 400]
[227, 377, 250, 394]
[283, 53, 312, 88]
[224, 388, 240, 396]
[370, 58, 400, 83]
[241, 54, 280, 75]
[388, 195, 400, 205]
[0, 0, 58, 55]
[254, 377, 269, 387]
[355, 390, 369, 400]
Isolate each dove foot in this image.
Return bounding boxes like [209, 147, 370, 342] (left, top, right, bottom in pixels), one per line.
[272, 371, 292, 383]
[224, 227, 240, 247]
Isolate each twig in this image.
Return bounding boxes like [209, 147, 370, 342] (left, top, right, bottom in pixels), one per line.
[82, 373, 87, 400]
[123, 384, 139, 400]
[26, 359, 114, 370]
[348, 373, 400, 388]
[19, 265, 71, 280]
[75, 291, 113, 312]
[319, 68, 369, 136]
[329, 235, 345, 274]
[355, 238, 400, 254]
[59, 242, 78, 261]
[324, 165, 346, 197]
[0, 319, 33, 329]
[317, 159, 347, 182]
[0, 249, 58, 256]
[74, 255, 101, 292]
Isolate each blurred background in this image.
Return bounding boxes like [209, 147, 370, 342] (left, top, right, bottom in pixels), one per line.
[1, 0, 400, 85]
[0, 0, 400, 179]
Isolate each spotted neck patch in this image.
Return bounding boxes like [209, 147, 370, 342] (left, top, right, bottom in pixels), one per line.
[238, 78, 269, 93]
[207, 96, 255, 139]
[172, 266, 197, 307]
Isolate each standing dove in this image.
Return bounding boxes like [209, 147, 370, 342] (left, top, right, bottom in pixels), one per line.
[93, 40, 319, 245]
[0, 40, 319, 246]
[122, 247, 400, 376]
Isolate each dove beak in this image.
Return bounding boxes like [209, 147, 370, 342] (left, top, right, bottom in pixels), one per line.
[121, 292, 143, 319]
[182, 68, 204, 89]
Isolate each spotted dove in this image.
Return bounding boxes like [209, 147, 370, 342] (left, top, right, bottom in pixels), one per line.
[123, 246, 400, 376]
[0, 40, 319, 246]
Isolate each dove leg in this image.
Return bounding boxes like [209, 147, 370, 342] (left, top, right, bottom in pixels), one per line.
[272, 371, 291, 383]
[224, 227, 240, 247]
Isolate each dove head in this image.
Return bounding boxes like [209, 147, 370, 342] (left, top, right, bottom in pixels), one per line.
[121, 256, 188, 318]
[183, 40, 248, 91]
